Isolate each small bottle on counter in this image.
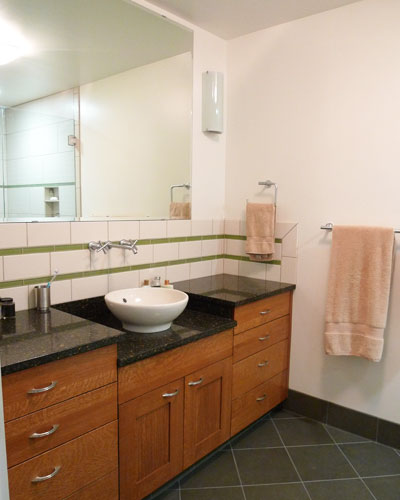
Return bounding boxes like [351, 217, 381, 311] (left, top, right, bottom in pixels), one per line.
[142, 279, 150, 287]
[162, 280, 174, 289]
[0, 297, 16, 319]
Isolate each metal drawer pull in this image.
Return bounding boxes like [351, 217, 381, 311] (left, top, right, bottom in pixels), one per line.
[260, 309, 271, 315]
[162, 389, 179, 398]
[256, 394, 267, 402]
[259, 335, 270, 341]
[188, 377, 203, 386]
[30, 424, 59, 439]
[27, 381, 58, 395]
[257, 360, 269, 367]
[31, 466, 61, 483]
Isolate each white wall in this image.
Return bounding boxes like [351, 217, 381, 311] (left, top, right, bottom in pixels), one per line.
[80, 53, 192, 219]
[226, 0, 400, 423]
[130, 0, 227, 220]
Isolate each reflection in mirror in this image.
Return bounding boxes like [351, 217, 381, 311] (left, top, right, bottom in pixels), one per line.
[0, 0, 193, 222]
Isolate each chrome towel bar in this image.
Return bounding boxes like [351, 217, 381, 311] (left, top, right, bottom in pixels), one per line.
[321, 222, 400, 234]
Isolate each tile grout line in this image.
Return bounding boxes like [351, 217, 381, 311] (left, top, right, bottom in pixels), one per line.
[231, 440, 375, 450]
[270, 417, 312, 500]
[324, 425, 378, 500]
[229, 444, 247, 500]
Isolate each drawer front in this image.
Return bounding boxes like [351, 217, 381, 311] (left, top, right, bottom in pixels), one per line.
[233, 316, 290, 363]
[8, 421, 118, 500]
[6, 383, 117, 467]
[3, 345, 117, 422]
[234, 292, 291, 334]
[64, 469, 119, 500]
[231, 370, 288, 435]
[119, 329, 233, 404]
[232, 339, 289, 399]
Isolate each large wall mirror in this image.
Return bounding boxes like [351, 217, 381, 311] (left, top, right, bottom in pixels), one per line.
[0, 0, 193, 222]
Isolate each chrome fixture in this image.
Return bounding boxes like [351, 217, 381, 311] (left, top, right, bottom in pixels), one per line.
[258, 180, 278, 205]
[321, 222, 400, 234]
[151, 276, 161, 287]
[170, 183, 191, 202]
[88, 239, 139, 254]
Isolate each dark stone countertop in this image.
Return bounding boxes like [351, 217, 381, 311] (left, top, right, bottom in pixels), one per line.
[0, 274, 294, 375]
[0, 308, 126, 376]
[174, 274, 296, 318]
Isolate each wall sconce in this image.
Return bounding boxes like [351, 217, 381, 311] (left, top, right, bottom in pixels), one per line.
[202, 71, 224, 134]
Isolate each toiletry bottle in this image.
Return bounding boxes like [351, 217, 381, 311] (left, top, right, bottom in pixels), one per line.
[162, 280, 174, 289]
[0, 297, 16, 319]
[142, 280, 150, 288]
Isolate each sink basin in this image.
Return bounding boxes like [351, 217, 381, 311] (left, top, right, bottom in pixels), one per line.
[104, 287, 189, 333]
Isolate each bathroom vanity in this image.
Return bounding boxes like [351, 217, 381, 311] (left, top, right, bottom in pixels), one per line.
[0, 275, 295, 500]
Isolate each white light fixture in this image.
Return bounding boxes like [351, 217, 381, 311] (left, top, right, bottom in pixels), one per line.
[202, 71, 223, 134]
[0, 18, 32, 66]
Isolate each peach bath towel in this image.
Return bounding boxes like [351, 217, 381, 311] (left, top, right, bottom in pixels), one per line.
[245, 203, 275, 262]
[324, 225, 394, 362]
[169, 202, 191, 219]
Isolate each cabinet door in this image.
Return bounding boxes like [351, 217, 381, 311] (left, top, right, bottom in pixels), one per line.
[119, 379, 184, 500]
[184, 358, 232, 468]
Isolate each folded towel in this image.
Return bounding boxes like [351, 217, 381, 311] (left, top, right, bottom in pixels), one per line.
[169, 202, 191, 220]
[245, 203, 275, 262]
[324, 225, 394, 362]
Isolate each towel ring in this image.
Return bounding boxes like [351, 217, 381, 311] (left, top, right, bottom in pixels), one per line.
[170, 183, 191, 203]
[247, 180, 278, 206]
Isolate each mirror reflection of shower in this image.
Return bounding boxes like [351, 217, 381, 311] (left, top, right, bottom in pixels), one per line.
[0, 89, 78, 222]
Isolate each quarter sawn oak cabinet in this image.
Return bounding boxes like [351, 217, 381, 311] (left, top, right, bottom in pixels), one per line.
[2, 288, 293, 500]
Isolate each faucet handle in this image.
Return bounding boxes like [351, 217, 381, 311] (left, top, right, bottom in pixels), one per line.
[97, 241, 111, 254]
[120, 239, 139, 254]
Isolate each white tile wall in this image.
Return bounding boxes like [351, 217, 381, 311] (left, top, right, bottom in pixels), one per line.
[266, 264, 281, 282]
[140, 221, 167, 239]
[282, 226, 298, 257]
[109, 270, 139, 292]
[212, 219, 224, 235]
[3, 286, 29, 311]
[27, 222, 70, 246]
[28, 280, 72, 308]
[166, 220, 191, 238]
[191, 220, 212, 236]
[108, 221, 140, 241]
[154, 242, 179, 263]
[224, 219, 240, 235]
[126, 244, 153, 266]
[226, 239, 246, 257]
[281, 256, 298, 284]
[71, 221, 108, 244]
[50, 249, 90, 274]
[190, 260, 212, 280]
[71, 275, 108, 301]
[0, 223, 27, 248]
[238, 260, 267, 280]
[166, 263, 190, 283]
[179, 240, 202, 259]
[212, 259, 224, 275]
[223, 258, 239, 276]
[4, 253, 50, 280]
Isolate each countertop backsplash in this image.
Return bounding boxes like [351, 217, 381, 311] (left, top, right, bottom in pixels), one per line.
[0, 219, 298, 311]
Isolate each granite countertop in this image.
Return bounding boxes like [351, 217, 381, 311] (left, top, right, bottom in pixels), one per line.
[0, 308, 126, 376]
[0, 274, 295, 375]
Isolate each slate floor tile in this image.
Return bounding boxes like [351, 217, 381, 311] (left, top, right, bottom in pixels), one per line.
[288, 445, 357, 481]
[230, 419, 282, 449]
[244, 483, 309, 500]
[234, 448, 299, 484]
[270, 408, 301, 419]
[180, 451, 240, 489]
[275, 417, 334, 446]
[340, 443, 400, 477]
[325, 425, 370, 444]
[305, 479, 374, 500]
[152, 490, 180, 500]
[363, 475, 400, 500]
[181, 487, 245, 500]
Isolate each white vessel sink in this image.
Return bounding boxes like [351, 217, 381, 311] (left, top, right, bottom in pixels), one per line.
[104, 287, 188, 333]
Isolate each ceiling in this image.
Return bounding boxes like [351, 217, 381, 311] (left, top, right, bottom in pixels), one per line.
[145, 0, 362, 39]
[0, 0, 192, 106]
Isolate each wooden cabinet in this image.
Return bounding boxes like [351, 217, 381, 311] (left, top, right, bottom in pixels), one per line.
[119, 379, 184, 500]
[3, 345, 119, 500]
[231, 291, 292, 435]
[183, 357, 232, 468]
[118, 330, 233, 500]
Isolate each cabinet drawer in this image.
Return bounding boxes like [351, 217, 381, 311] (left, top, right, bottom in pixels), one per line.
[233, 316, 290, 363]
[234, 292, 291, 334]
[8, 421, 118, 500]
[6, 383, 117, 467]
[232, 339, 289, 399]
[64, 469, 119, 500]
[119, 329, 233, 404]
[231, 370, 288, 435]
[3, 345, 117, 422]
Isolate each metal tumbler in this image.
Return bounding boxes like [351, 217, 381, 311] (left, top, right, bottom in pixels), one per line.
[35, 285, 51, 313]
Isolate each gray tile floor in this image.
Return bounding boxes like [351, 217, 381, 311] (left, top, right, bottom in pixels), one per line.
[149, 409, 400, 500]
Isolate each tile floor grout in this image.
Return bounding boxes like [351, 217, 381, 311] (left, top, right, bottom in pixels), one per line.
[324, 424, 378, 500]
[229, 444, 248, 500]
[270, 416, 313, 500]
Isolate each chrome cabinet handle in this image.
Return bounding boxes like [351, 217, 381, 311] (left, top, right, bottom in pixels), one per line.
[257, 360, 269, 367]
[27, 381, 58, 395]
[188, 377, 203, 387]
[260, 309, 271, 315]
[162, 389, 179, 398]
[259, 335, 270, 341]
[256, 394, 267, 402]
[31, 466, 61, 483]
[29, 424, 59, 439]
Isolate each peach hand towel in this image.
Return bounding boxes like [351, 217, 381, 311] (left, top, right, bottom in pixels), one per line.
[324, 225, 394, 362]
[169, 202, 191, 220]
[245, 203, 275, 262]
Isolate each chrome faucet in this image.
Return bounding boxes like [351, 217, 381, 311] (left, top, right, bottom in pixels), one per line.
[88, 239, 139, 254]
[88, 240, 110, 254]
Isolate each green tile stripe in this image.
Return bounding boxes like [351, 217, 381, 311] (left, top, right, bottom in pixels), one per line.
[0, 234, 281, 256]
[0, 253, 281, 289]
[4, 182, 75, 189]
